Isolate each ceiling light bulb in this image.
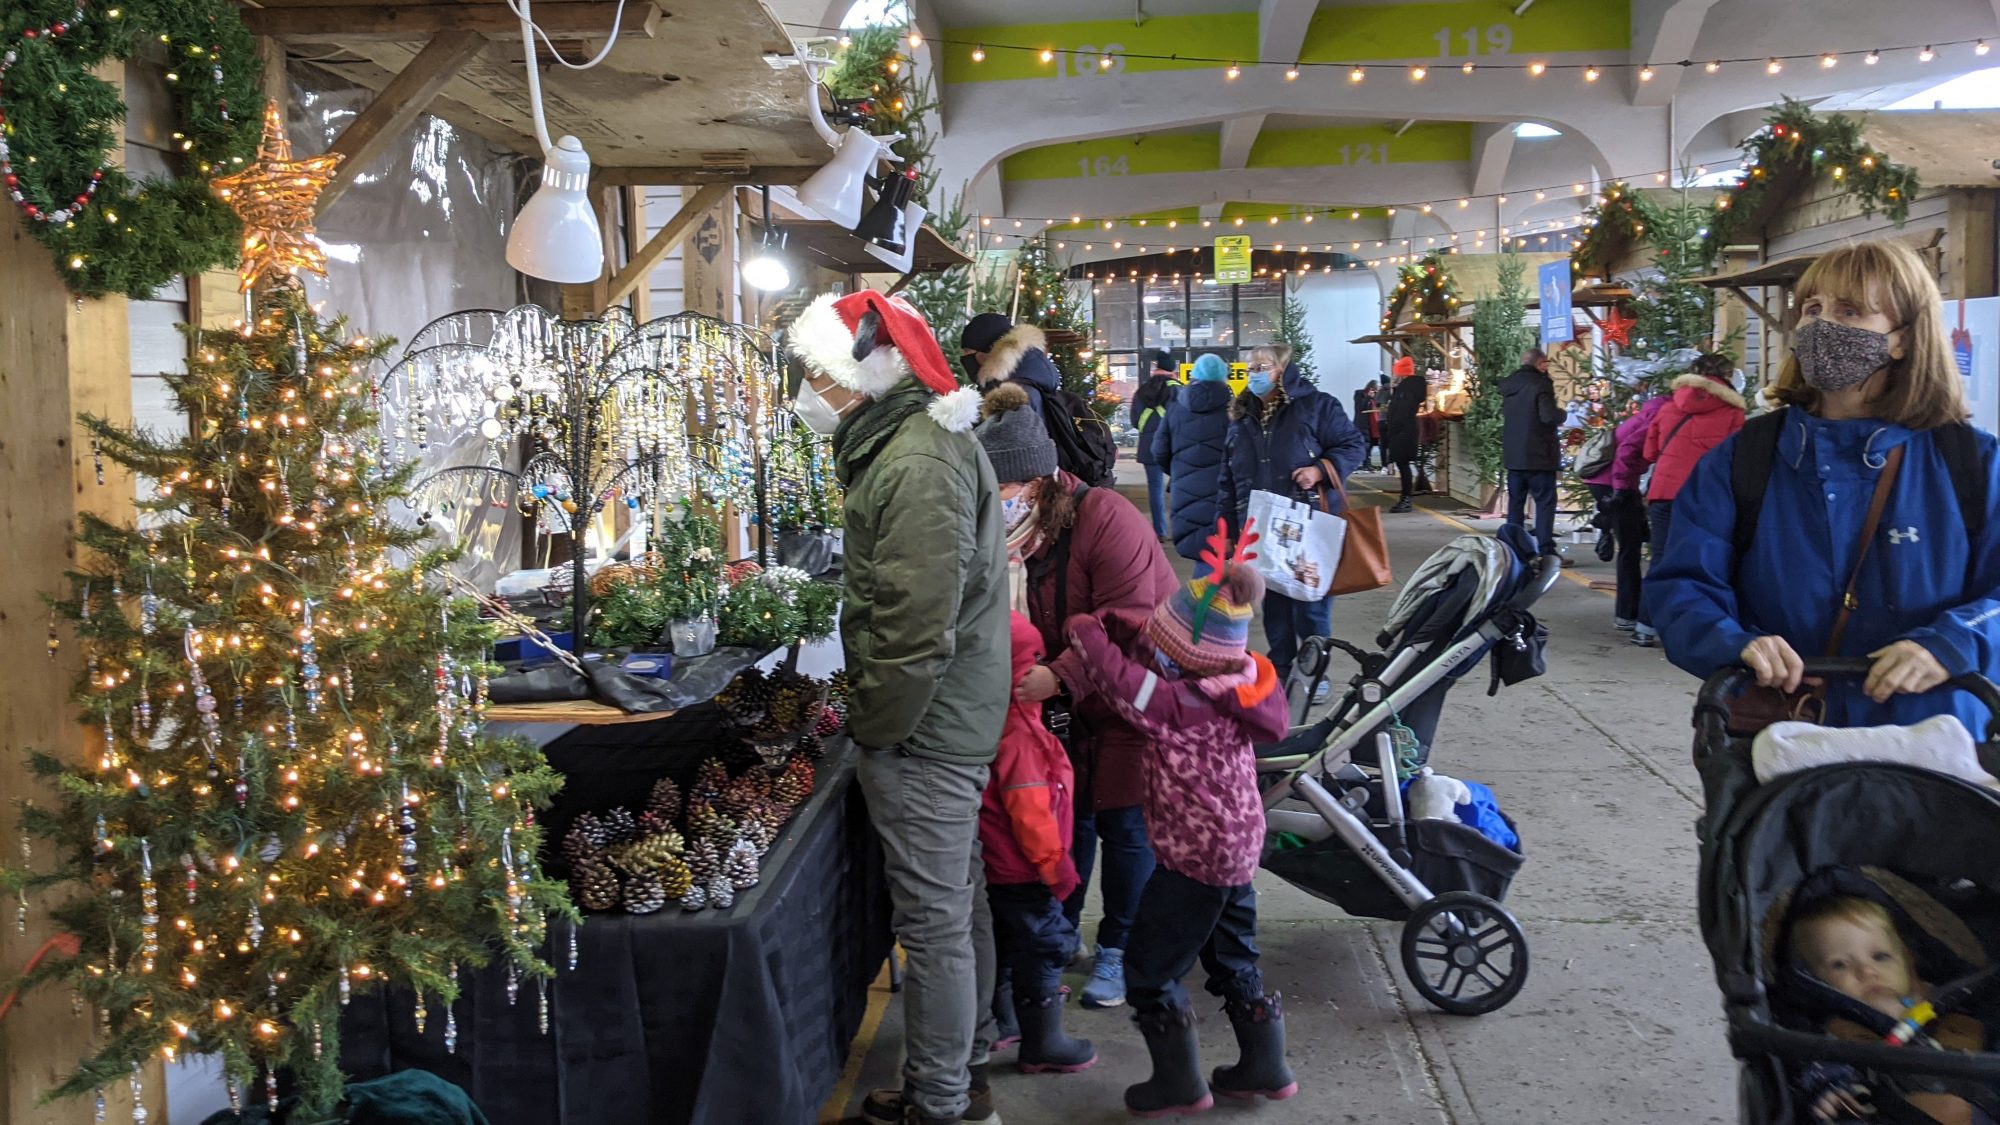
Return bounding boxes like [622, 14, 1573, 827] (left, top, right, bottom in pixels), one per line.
[1040, 48, 1054, 64]
[1865, 49, 1880, 65]
[1705, 60, 1721, 73]
[1225, 62, 1241, 79]
[742, 249, 791, 292]
[1639, 66, 1655, 81]
[1462, 61, 1476, 74]
[1285, 67, 1299, 80]
[1529, 61, 1546, 76]
[1920, 45, 1935, 62]
[1412, 65, 1427, 81]
[1458, 198, 1469, 208]
[1821, 53, 1837, 68]
[1584, 65, 1600, 82]
[1350, 66, 1365, 83]
[1765, 58, 1782, 74]
[1100, 54, 1114, 69]
[1981, 40, 1992, 56]
[907, 31, 921, 48]
[971, 45, 986, 63]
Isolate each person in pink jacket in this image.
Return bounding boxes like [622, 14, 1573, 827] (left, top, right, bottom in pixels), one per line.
[1061, 523, 1295, 1118]
[1635, 354, 1746, 646]
[1607, 395, 1668, 636]
[979, 612, 1094, 1075]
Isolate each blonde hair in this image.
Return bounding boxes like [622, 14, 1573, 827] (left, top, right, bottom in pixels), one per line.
[1249, 344, 1293, 372]
[1788, 896, 1910, 965]
[1769, 240, 1969, 430]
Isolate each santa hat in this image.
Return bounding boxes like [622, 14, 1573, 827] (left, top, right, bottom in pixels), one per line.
[789, 290, 983, 433]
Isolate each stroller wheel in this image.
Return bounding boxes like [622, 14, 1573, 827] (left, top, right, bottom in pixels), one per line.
[1399, 891, 1529, 1016]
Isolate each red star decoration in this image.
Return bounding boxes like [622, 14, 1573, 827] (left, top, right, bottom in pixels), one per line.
[1601, 306, 1637, 349]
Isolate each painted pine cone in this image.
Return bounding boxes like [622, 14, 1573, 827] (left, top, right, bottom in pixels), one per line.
[684, 837, 722, 882]
[686, 802, 737, 845]
[691, 758, 731, 803]
[724, 838, 760, 891]
[601, 807, 640, 846]
[680, 881, 707, 912]
[706, 874, 735, 910]
[571, 856, 621, 912]
[613, 832, 682, 874]
[622, 870, 668, 915]
[718, 774, 767, 818]
[645, 777, 682, 822]
[562, 824, 602, 868]
[656, 854, 694, 901]
[773, 758, 815, 809]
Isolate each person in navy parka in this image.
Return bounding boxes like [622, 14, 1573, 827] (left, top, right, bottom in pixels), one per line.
[1219, 344, 1369, 684]
[1153, 354, 1235, 573]
[1645, 240, 2000, 733]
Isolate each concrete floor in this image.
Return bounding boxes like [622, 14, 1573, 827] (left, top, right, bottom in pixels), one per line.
[824, 469, 1735, 1125]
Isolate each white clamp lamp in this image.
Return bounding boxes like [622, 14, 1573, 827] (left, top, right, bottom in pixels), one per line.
[794, 58, 906, 231]
[505, 0, 627, 284]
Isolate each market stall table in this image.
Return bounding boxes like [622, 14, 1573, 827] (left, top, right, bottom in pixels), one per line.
[339, 732, 890, 1125]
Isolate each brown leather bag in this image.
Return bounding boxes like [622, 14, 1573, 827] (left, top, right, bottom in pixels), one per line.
[1317, 458, 1393, 597]
[1724, 445, 1904, 735]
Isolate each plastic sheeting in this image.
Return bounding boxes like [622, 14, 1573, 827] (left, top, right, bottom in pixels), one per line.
[285, 66, 542, 588]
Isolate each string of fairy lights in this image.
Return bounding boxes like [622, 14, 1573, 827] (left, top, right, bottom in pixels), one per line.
[793, 20, 1995, 83]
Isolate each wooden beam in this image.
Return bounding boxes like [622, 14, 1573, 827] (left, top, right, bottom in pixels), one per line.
[884, 271, 918, 297]
[604, 183, 729, 308]
[597, 164, 818, 187]
[1946, 189, 1998, 300]
[0, 62, 150, 1125]
[318, 31, 489, 213]
[1723, 285, 1788, 328]
[561, 184, 621, 318]
[242, 3, 637, 41]
[622, 186, 651, 321]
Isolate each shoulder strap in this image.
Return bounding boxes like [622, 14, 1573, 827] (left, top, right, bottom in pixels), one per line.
[1730, 411, 1788, 569]
[1936, 422, 1988, 547]
[1827, 445, 1905, 656]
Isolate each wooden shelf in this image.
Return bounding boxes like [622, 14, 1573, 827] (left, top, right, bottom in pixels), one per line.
[485, 698, 679, 725]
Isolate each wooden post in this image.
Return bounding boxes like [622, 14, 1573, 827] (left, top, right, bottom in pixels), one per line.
[1947, 189, 1999, 301]
[0, 63, 150, 1125]
[602, 183, 729, 310]
[560, 184, 619, 319]
[621, 186, 650, 322]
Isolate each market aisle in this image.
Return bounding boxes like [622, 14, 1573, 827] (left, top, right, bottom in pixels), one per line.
[827, 476, 1733, 1124]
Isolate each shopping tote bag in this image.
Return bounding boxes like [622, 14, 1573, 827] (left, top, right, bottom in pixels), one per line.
[1319, 459, 1393, 596]
[1245, 488, 1346, 601]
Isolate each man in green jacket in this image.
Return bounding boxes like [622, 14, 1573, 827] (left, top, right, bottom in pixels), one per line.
[791, 291, 1009, 1125]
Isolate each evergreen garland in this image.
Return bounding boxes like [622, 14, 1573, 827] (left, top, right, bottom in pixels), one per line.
[718, 570, 839, 651]
[1382, 253, 1461, 330]
[1, 0, 264, 298]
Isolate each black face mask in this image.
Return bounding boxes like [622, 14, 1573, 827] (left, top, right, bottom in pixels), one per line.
[962, 352, 982, 380]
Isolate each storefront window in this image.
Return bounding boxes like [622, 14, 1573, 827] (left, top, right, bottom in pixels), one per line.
[1142, 276, 1188, 355]
[1190, 279, 1235, 354]
[1236, 279, 1284, 350]
[1092, 279, 1140, 357]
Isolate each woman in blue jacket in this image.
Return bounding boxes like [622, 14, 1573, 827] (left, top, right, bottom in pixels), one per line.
[1645, 240, 2000, 732]
[1153, 354, 1235, 572]
[1219, 344, 1369, 684]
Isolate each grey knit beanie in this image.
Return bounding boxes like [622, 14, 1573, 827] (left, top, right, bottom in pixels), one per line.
[975, 384, 1058, 483]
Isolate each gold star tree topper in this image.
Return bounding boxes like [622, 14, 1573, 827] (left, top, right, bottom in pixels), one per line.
[211, 102, 343, 292]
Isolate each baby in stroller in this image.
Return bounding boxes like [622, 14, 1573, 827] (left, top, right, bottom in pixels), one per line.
[1786, 889, 1994, 1123]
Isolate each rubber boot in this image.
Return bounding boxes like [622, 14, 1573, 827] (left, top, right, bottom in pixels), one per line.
[1211, 994, 1298, 1101]
[992, 976, 1021, 1053]
[1017, 992, 1097, 1074]
[1124, 1005, 1212, 1118]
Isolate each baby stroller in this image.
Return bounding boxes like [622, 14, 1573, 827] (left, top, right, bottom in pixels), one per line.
[1696, 660, 2000, 1123]
[1255, 525, 1561, 1016]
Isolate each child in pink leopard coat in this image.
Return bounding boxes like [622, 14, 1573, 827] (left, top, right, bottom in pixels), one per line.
[1061, 522, 1296, 1118]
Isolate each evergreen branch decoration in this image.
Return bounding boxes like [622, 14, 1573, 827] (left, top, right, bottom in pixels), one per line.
[1466, 255, 1533, 488]
[1382, 253, 1460, 330]
[1277, 291, 1317, 383]
[1709, 98, 1917, 247]
[0, 0, 265, 298]
[5, 288, 574, 1115]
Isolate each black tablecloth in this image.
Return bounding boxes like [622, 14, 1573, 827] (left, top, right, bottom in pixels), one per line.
[339, 738, 891, 1125]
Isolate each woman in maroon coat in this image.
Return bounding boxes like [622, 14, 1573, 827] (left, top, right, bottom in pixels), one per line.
[977, 384, 1181, 1010]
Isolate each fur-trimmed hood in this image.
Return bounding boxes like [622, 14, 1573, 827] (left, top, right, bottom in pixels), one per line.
[979, 324, 1059, 391]
[1671, 371, 1746, 413]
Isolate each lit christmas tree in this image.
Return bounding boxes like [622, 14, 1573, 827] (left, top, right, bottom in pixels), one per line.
[7, 287, 573, 1116]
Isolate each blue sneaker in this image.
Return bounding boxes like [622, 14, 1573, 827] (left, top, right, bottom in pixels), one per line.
[1080, 945, 1125, 1009]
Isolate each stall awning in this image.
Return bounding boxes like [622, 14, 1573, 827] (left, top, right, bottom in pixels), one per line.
[1524, 282, 1635, 310]
[782, 221, 974, 275]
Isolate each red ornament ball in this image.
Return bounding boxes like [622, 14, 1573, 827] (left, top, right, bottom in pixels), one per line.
[51, 22, 65, 35]
[4, 175, 15, 188]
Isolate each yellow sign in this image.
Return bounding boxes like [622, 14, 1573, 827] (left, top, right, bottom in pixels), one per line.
[1178, 361, 1251, 395]
[1215, 236, 1253, 285]
[1298, 0, 1630, 64]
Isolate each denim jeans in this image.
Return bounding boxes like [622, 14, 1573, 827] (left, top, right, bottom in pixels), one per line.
[1637, 500, 1676, 638]
[1062, 803, 1156, 951]
[1144, 462, 1169, 538]
[989, 881, 1077, 997]
[1124, 868, 1265, 1014]
[1262, 589, 1334, 684]
[856, 747, 996, 1119]
[1506, 469, 1559, 556]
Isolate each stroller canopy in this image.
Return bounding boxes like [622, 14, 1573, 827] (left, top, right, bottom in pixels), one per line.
[1376, 534, 1520, 651]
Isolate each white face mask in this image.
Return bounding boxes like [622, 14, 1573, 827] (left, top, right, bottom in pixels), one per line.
[794, 379, 848, 436]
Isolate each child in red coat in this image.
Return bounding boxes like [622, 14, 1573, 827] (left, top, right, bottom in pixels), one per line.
[979, 612, 1094, 1074]
[1061, 523, 1295, 1117]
